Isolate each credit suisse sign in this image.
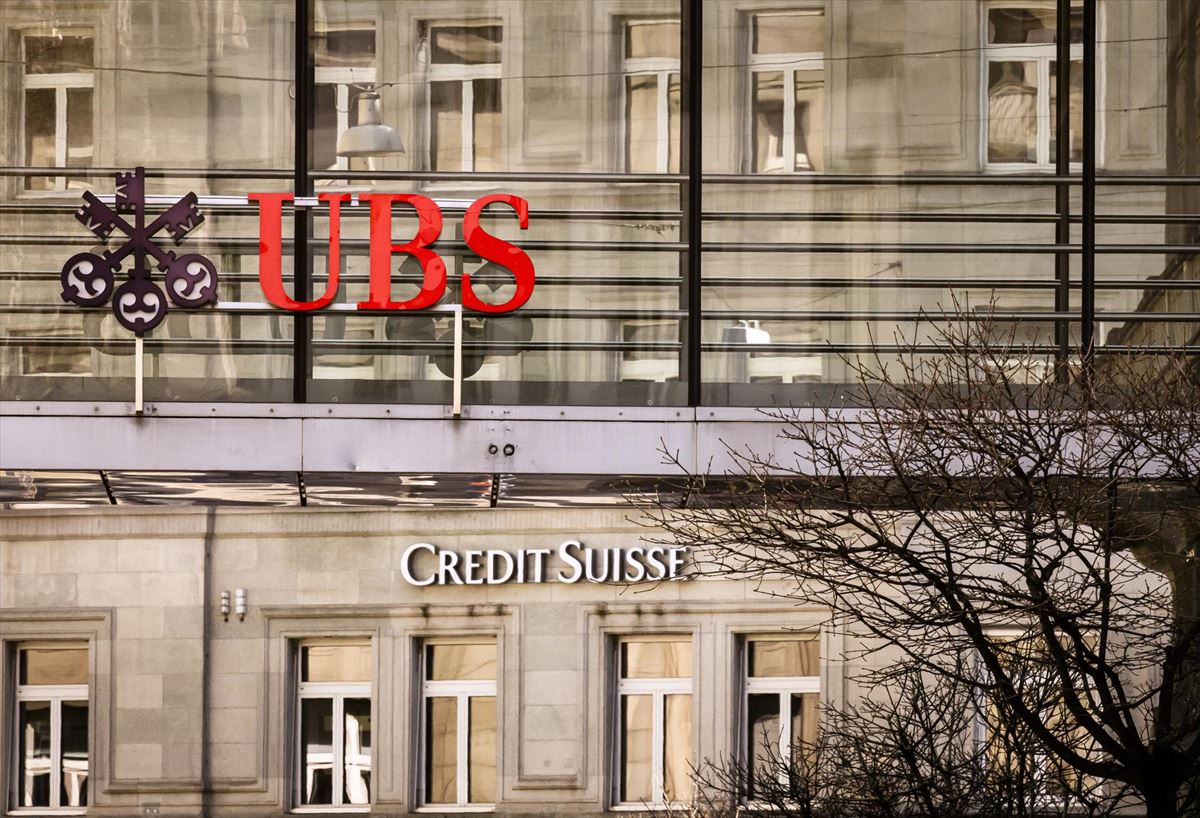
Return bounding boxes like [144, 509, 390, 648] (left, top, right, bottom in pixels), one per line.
[61, 167, 534, 335]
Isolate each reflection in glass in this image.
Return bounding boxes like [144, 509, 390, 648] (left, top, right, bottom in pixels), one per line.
[66, 88, 94, 168]
[987, 61, 1037, 163]
[622, 640, 692, 678]
[791, 692, 819, 765]
[626, 74, 659, 173]
[301, 698, 334, 805]
[752, 72, 784, 172]
[753, 12, 824, 54]
[747, 693, 780, 792]
[621, 694, 653, 803]
[988, 7, 1082, 45]
[61, 701, 89, 807]
[431, 25, 502, 64]
[469, 697, 497, 803]
[343, 698, 371, 805]
[428, 643, 497, 681]
[663, 694, 693, 802]
[23, 88, 54, 188]
[431, 80, 465, 171]
[19, 701, 52, 807]
[1050, 60, 1083, 163]
[749, 640, 818, 678]
[474, 78, 503, 172]
[426, 697, 458, 804]
[302, 644, 371, 683]
[21, 646, 89, 685]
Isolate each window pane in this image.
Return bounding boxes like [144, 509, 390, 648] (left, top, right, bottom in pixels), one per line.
[427, 643, 497, 681]
[749, 639, 818, 677]
[300, 698, 334, 805]
[431, 25, 502, 64]
[315, 28, 375, 68]
[620, 694, 653, 803]
[1050, 60, 1083, 164]
[753, 13, 824, 55]
[663, 694, 693, 802]
[752, 71, 784, 173]
[431, 80, 464, 171]
[988, 7, 1056, 44]
[790, 692, 819, 765]
[61, 701, 89, 808]
[622, 641, 692, 678]
[21, 646, 88, 685]
[24, 88, 55, 190]
[987, 61, 1038, 163]
[625, 74, 659, 172]
[18, 701, 52, 807]
[468, 696, 497, 803]
[667, 72, 680, 173]
[313, 83, 339, 170]
[66, 87, 94, 169]
[474, 78, 503, 172]
[302, 644, 370, 682]
[425, 697, 458, 804]
[795, 69, 824, 171]
[343, 698, 371, 806]
[25, 35, 94, 73]
[626, 21, 679, 59]
[747, 693, 781, 794]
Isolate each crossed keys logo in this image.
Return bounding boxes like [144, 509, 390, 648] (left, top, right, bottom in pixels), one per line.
[60, 166, 218, 335]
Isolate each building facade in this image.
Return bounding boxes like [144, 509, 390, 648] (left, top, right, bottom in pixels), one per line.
[1, 0, 1198, 816]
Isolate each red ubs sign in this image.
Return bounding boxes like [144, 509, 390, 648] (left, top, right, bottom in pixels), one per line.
[61, 167, 534, 335]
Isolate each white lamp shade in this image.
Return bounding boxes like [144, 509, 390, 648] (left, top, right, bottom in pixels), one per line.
[336, 90, 404, 157]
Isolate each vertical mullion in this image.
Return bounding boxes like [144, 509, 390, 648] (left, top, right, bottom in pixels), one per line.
[462, 79, 475, 172]
[681, 0, 703, 407]
[783, 68, 796, 173]
[651, 691, 665, 804]
[778, 691, 789, 785]
[657, 71, 670, 173]
[457, 693, 470, 806]
[1081, 0, 1096, 378]
[1037, 58, 1052, 166]
[1054, 0, 1072, 381]
[336, 84, 350, 172]
[293, 0, 313, 403]
[332, 695, 345, 808]
[51, 698, 62, 809]
[56, 85, 67, 190]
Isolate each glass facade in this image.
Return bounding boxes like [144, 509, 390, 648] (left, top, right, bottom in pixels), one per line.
[1, 0, 1195, 407]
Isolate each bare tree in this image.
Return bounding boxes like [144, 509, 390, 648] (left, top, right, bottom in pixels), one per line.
[650, 313, 1200, 817]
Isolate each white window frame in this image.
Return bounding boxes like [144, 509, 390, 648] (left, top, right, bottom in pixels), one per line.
[20, 30, 96, 192]
[620, 19, 680, 174]
[612, 636, 694, 809]
[980, 2, 1083, 172]
[740, 636, 821, 796]
[314, 23, 377, 175]
[745, 10, 825, 174]
[10, 643, 89, 815]
[416, 640, 498, 811]
[422, 22, 503, 172]
[293, 640, 372, 813]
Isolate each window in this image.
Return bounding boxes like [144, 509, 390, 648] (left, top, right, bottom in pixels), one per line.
[314, 25, 377, 174]
[747, 11, 825, 173]
[983, 4, 1083, 169]
[10, 644, 89, 811]
[743, 637, 820, 798]
[619, 320, 679, 383]
[21, 32, 95, 191]
[622, 20, 680, 173]
[419, 641, 497, 808]
[614, 638, 693, 806]
[422, 23, 503, 172]
[295, 641, 372, 810]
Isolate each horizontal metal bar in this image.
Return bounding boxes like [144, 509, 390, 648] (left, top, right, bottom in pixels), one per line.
[0, 166, 294, 180]
[0, 235, 685, 252]
[703, 210, 1062, 223]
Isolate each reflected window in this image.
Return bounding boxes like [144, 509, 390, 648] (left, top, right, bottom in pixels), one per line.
[622, 20, 680, 173]
[22, 32, 95, 191]
[314, 25, 377, 175]
[743, 637, 819, 799]
[983, 4, 1083, 168]
[421, 23, 503, 171]
[620, 320, 680, 383]
[420, 641, 498, 807]
[295, 641, 372, 809]
[748, 11, 825, 173]
[615, 638, 693, 806]
[12, 644, 89, 811]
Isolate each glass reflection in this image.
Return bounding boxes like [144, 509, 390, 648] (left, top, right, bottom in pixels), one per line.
[621, 694, 653, 803]
[427, 643, 497, 681]
[19, 701, 52, 807]
[426, 697, 458, 804]
[622, 640, 692, 678]
[343, 698, 371, 805]
[791, 692, 819, 766]
[302, 644, 372, 683]
[748, 640, 818, 678]
[747, 693, 780, 792]
[663, 694, 693, 802]
[469, 697, 497, 803]
[300, 698, 334, 805]
[987, 61, 1038, 164]
[61, 701, 89, 807]
[21, 646, 88, 685]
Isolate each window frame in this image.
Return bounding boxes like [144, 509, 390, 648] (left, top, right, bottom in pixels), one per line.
[611, 635, 695, 810]
[420, 21, 503, 173]
[979, 1, 1083, 172]
[739, 635, 821, 800]
[19, 29, 96, 193]
[744, 9, 825, 174]
[415, 638, 498, 812]
[9, 642, 90, 815]
[292, 638, 373, 813]
[619, 18, 680, 174]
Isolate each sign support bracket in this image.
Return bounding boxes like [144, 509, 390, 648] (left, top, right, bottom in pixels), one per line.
[452, 304, 463, 418]
[134, 336, 144, 415]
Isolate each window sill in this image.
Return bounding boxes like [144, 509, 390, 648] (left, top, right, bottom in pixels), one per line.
[8, 811, 87, 816]
[290, 808, 370, 814]
[414, 805, 495, 813]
